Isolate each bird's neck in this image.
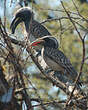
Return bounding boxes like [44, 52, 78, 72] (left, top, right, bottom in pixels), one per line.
[43, 46, 51, 55]
[25, 19, 33, 33]
[25, 21, 30, 33]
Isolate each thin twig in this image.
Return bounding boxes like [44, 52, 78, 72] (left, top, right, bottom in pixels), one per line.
[41, 17, 80, 24]
[4, 0, 6, 27]
[0, 19, 33, 110]
[60, 1, 86, 108]
[32, 100, 65, 108]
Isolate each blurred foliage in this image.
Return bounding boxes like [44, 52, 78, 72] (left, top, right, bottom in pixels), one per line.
[0, 0, 88, 109]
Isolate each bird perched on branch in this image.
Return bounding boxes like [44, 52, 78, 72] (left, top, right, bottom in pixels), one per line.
[10, 7, 52, 70]
[10, 7, 51, 43]
[30, 36, 82, 86]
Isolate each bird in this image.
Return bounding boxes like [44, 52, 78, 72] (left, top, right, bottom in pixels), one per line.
[10, 7, 52, 70]
[10, 7, 51, 43]
[30, 36, 82, 86]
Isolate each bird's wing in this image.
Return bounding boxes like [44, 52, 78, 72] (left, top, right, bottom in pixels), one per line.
[45, 47, 78, 77]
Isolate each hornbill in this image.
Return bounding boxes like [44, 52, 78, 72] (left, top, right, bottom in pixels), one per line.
[10, 7, 52, 70]
[30, 36, 81, 86]
[10, 7, 51, 42]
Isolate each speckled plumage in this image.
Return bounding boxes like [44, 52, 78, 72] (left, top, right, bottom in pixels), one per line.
[31, 37, 81, 85]
[10, 7, 51, 42]
[43, 46, 78, 81]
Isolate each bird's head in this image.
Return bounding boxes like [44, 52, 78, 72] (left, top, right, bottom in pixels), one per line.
[30, 36, 59, 49]
[10, 7, 34, 34]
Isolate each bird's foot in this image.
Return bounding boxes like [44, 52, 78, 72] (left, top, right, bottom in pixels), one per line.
[66, 82, 80, 96]
[66, 82, 74, 87]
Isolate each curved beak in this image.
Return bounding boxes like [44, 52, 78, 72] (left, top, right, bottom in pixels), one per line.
[30, 36, 51, 47]
[30, 38, 44, 47]
[10, 17, 22, 34]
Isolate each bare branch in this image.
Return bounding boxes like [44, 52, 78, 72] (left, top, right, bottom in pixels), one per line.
[60, 1, 86, 108]
[0, 18, 33, 110]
